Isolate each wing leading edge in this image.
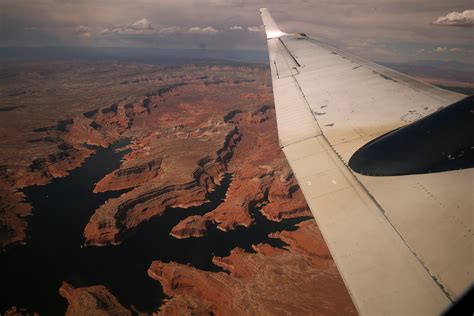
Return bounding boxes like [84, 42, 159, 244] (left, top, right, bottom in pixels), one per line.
[260, 8, 473, 315]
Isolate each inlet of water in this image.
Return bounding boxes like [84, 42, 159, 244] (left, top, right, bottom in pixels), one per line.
[0, 139, 310, 315]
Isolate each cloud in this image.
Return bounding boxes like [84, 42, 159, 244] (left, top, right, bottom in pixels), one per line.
[434, 46, 472, 53]
[433, 10, 474, 26]
[101, 18, 155, 35]
[101, 27, 149, 35]
[98, 19, 219, 37]
[75, 25, 92, 38]
[247, 25, 264, 32]
[131, 18, 153, 30]
[418, 46, 473, 54]
[188, 26, 218, 34]
[158, 26, 219, 34]
[158, 26, 183, 34]
[75, 25, 90, 33]
[229, 26, 243, 30]
[449, 47, 472, 53]
[98, 20, 220, 37]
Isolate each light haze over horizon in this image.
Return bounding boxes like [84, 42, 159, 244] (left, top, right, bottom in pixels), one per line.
[1, 0, 473, 65]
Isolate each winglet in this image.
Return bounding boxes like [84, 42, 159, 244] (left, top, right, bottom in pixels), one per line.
[260, 8, 287, 39]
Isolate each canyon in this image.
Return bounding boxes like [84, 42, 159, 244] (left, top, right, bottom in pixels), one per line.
[0, 61, 356, 315]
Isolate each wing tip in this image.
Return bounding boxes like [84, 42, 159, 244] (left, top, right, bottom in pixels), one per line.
[259, 8, 287, 39]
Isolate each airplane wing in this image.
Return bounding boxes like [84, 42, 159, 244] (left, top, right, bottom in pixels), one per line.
[260, 8, 473, 315]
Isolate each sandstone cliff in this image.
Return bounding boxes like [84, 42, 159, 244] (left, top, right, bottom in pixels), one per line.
[59, 282, 131, 316]
[151, 220, 356, 315]
[170, 108, 311, 239]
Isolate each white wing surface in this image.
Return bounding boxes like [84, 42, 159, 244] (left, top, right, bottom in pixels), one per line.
[260, 8, 473, 315]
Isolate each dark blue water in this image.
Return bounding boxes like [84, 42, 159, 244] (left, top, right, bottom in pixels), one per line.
[0, 139, 311, 315]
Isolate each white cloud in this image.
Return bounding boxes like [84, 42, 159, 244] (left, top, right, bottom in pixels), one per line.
[100, 18, 155, 35]
[434, 46, 473, 53]
[158, 26, 183, 34]
[158, 26, 219, 34]
[229, 26, 243, 30]
[247, 25, 264, 32]
[417, 46, 474, 54]
[131, 18, 153, 30]
[433, 10, 474, 26]
[449, 47, 472, 53]
[101, 27, 143, 35]
[188, 26, 218, 34]
[75, 25, 90, 33]
[101, 24, 219, 36]
[75, 25, 92, 38]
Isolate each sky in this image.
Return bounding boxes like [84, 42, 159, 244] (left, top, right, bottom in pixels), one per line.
[0, 0, 473, 64]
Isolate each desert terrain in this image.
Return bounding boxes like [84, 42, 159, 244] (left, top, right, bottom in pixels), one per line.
[0, 61, 356, 315]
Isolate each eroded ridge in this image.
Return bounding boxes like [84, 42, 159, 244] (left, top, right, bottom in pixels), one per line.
[0, 62, 270, 250]
[84, 100, 313, 246]
[84, 121, 242, 246]
[170, 106, 311, 239]
[59, 282, 131, 316]
[149, 220, 356, 315]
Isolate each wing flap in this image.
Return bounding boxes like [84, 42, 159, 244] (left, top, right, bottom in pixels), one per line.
[267, 38, 321, 147]
[283, 136, 450, 314]
[272, 76, 321, 147]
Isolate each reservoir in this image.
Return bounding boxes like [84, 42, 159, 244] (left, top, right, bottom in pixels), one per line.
[0, 139, 311, 315]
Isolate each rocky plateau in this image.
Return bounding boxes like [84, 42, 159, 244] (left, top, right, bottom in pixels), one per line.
[0, 61, 356, 315]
